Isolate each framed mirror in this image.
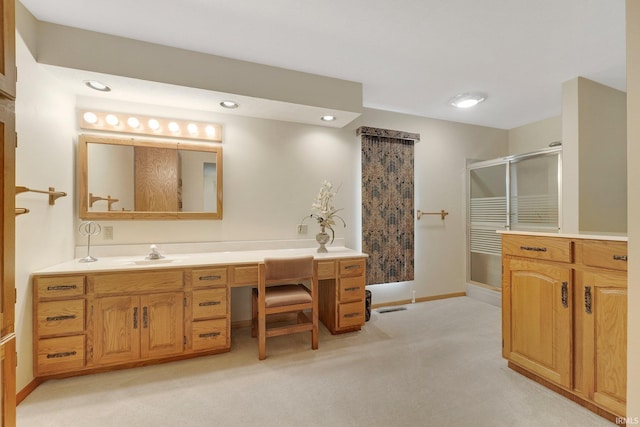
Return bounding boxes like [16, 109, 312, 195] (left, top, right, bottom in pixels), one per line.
[78, 134, 223, 219]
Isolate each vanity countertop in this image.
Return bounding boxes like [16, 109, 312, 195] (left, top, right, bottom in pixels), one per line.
[33, 246, 367, 276]
[497, 230, 628, 242]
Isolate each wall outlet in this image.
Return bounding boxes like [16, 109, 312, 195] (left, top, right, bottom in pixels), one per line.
[297, 224, 308, 234]
[103, 226, 114, 240]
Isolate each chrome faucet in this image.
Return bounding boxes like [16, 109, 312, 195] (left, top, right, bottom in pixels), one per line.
[145, 244, 165, 260]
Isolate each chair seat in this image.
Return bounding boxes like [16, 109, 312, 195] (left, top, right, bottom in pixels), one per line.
[265, 284, 311, 308]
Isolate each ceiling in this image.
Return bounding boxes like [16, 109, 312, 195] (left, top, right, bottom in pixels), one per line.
[20, 0, 626, 130]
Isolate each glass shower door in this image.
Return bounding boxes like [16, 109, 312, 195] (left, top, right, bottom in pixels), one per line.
[468, 161, 507, 288]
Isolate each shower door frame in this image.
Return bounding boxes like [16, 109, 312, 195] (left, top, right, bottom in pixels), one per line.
[466, 146, 562, 290]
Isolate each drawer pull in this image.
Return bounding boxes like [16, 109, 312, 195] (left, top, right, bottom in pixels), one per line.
[46, 315, 77, 322]
[519, 246, 547, 252]
[561, 281, 569, 308]
[143, 306, 148, 329]
[613, 255, 628, 261]
[133, 307, 138, 329]
[344, 286, 361, 292]
[199, 301, 221, 307]
[46, 351, 77, 359]
[199, 332, 221, 338]
[47, 284, 78, 291]
[344, 312, 361, 318]
[344, 265, 361, 270]
[584, 286, 592, 314]
[199, 275, 221, 281]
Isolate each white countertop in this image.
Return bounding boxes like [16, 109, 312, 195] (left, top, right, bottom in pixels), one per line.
[34, 246, 367, 275]
[497, 230, 628, 242]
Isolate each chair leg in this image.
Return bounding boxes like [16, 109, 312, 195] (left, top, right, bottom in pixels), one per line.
[251, 289, 258, 338]
[311, 310, 318, 350]
[258, 310, 267, 360]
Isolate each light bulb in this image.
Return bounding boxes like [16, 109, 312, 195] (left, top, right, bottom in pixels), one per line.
[83, 112, 98, 124]
[148, 119, 160, 130]
[205, 125, 216, 137]
[187, 123, 198, 135]
[105, 114, 119, 125]
[168, 122, 180, 132]
[127, 117, 140, 128]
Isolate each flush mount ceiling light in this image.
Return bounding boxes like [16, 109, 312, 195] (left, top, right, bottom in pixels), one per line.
[320, 115, 336, 122]
[449, 92, 487, 109]
[220, 100, 239, 109]
[84, 80, 111, 92]
[78, 110, 222, 142]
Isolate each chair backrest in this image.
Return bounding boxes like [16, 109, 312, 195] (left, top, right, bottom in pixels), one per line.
[263, 255, 314, 283]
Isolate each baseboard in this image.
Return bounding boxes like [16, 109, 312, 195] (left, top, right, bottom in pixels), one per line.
[466, 283, 501, 307]
[17, 377, 43, 405]
[371, 292, 466, 309]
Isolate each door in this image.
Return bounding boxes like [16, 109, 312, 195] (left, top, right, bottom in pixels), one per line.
[134, 146, 179, 211]
[503, 258, 572, 388]
[93, 296, 140, 365]
[140, 292, 183, 358]
[577, 270, 627, 416]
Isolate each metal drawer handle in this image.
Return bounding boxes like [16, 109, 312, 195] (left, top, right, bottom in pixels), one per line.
[143, 306, 148, 329]
[199, 275, 222, 281]
[46, 315, 77, 322]
[46, 351, 77, 359]
[561, 282, 569, 308]
[344, 286, 361, 292]
[613, 255, 628, 261]
[584, 286, 592, 314]
[47, 285, 77, 291]
[199, 301, 221, 307]
[344, 312, 360, 318]
[199, 332, 221, 338]
[344, 265, 361, 270]
[520, 246, 547, 252]
[133, 307, 138, 329]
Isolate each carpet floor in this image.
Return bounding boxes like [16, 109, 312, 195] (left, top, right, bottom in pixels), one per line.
[17, 296, 613, 426]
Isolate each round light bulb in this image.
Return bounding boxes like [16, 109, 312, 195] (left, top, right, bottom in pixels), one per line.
[168, 122, 180, 132]
[187, 123, 198, 135]
[127, 117, 140, 128]
[83, 112, 98, 124]
[105, 114, 119, 126]
[148, 119, 160, 130]
[205, 125, 216, 137]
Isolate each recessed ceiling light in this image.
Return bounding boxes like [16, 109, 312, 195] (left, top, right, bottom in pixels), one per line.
[321, 115, 336, 122]
[449, 92, 487, 109]
[220, 100, 239, 109]
[85, 80, 111, 92]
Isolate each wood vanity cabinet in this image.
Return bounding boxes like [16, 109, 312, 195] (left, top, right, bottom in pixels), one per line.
[318, 258, 366, 334]
[502, 234, 628, 420]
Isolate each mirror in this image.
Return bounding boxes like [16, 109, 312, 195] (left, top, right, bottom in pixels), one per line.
[78, 134, 223, 219]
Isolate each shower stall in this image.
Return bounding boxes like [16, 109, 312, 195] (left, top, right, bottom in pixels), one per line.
[466, 147, 561, 289]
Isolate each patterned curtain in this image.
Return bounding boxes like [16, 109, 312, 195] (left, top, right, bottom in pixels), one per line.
[358, 127, 418, 285]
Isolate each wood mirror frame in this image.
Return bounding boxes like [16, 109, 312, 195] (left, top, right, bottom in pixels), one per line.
[78, 134, 223, 220]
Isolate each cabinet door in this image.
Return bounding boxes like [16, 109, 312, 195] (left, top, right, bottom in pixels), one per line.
[140, 292, 183, 359]
[503, 258, 572, 388]
[93, 296, 140, 365]
[0, 0, 16, 99]
[578, 270, 627, 416]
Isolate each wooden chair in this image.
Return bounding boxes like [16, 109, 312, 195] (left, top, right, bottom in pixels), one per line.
[251, 255, 318, 360]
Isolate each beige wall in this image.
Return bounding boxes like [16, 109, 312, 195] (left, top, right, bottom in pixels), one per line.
[562, 77, 627, 234]
[626, 0, 640, 418]
[508, 115, 561, 155]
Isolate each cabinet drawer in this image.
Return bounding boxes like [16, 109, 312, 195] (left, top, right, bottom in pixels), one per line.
[37, 335, 85, 375]
[339, 259, 366, 277]
[502, 235, 572, 263]
[36, 276, 85, 299]
[192, 288, 227, 320]
[338, 301, 365, 329]
[93, 270, 183, 295]
[581, 240, 628, 271]
[231, 265, 258, 285]
[192, 319, 228, 351]
[317, 260, 336, 279]
[191, 267, 228, 288]
[37, 300, 85, 337]
[339, 276, 365, 302]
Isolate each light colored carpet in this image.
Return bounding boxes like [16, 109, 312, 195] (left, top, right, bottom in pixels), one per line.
[17, 297, 613, 426]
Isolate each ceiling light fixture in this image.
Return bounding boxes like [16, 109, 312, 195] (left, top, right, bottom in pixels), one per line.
[220, 100, 239, 109]
[85, 80, 111, 92]
[320, 115, 336, 122]
[78, 110, 223, 142]
[449, 92, 487, 109]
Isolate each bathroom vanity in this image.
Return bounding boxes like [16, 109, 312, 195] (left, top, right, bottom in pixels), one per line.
[32, 247, 367, 379]
[500, 231, 627, 421]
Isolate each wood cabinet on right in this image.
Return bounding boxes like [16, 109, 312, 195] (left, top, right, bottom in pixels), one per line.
[502, 234, 628, 422]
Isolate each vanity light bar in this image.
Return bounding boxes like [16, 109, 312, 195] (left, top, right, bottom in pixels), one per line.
[78, 110, 222, 142]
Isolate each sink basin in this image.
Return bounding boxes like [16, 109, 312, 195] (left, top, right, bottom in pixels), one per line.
[124, 258, 180, 266]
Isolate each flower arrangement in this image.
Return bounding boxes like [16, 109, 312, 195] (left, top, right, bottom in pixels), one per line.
[304, 180, 346, 244]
